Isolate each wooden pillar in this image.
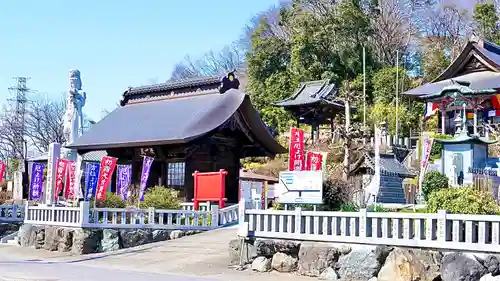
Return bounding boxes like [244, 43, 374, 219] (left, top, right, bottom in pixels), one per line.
[330, 118, 334, 140]
[311, 122, 315, 143]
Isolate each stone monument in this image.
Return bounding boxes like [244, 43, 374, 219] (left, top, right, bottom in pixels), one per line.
[45, 70, 86, 205]
[61, 69, 86, 161]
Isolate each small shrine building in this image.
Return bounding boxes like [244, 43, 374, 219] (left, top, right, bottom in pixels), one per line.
[404, 37, 500, 137]
[64, 74, 286, 203]
[274, 80, 349, 141]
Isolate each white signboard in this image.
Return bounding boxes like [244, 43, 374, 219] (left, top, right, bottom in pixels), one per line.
[13, 171, 23, 200]
[277, 171, 323, 204]
[45, 143, 61, 205]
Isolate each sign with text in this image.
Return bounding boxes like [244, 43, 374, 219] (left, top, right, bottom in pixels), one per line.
[117, 165, 132, 200]
[306, 151, 323, 171]
[277, 170, 323, 204]
[96, 156, 117, 201]
[55, 159, 69, 199]
[288, 127, 305, 171]
[139, 157, 154, 201]
[29, 163, 45, 200]
[84, 163, 100, 201]
[65, 161, 77, 200]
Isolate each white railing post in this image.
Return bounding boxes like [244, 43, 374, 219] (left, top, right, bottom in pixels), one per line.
[211, 205, 219, 227]
[148, 207, 155, 224]
[238, 199, 246, 226]
[24, 203, 29, 222]
[359, 209, 367, 238]
[437, 210, 448, 242]
[79, 201, 90, 227]
[294, 207, 302, 234]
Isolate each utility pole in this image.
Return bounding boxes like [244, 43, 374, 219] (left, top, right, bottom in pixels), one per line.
[363, 46, 366, 128]
[395, 50, 399, 140]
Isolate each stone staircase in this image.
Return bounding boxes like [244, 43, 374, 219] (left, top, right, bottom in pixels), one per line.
[376, 175, 407, 204]
[0, 223, 20, 246]
[0, 231, 20, 246]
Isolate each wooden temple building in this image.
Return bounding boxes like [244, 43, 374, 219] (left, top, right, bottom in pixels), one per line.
[405, 37, 500, 137]
[274, 80, 349, 141]
[64, 73, 286, 203]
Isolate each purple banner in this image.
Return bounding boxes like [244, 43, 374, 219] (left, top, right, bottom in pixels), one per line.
[116, 165, 132, 200]
[29, 163, 45, 200]
[84, 163, 100, 201]
[139, 157, 154, 201]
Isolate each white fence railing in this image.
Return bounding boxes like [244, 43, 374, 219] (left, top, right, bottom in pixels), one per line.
[24, 205, 82, 227]
[219, 204, 239, 225]
[22, 201, 239, 230]
[181, 202, 211, 212]
[239, 200, 500, 253]
[0, 205, 24, 223]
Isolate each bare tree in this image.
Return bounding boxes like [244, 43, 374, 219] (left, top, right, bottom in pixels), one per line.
[369, 0, 433, 66]
[170, 2, 290, 81]
[0, 94, 97, 157]
[169, 43, 246, 80]
[0, 106, 24, 160]
[24, 96, 66, 153]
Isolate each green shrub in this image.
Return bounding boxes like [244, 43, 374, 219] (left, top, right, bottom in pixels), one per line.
[92, 192, 126, 208]
[427, 187, 498, 215]
[430, 133, 452, 160]
[366, 204, 388, 212]
[139, 186, 181, 210]
[323, 178, 350, 211]
[340, 203, 359, 212]
[422, 171, 449, 201]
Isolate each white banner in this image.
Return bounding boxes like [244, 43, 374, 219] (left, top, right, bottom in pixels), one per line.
[418, 137, 434, 193]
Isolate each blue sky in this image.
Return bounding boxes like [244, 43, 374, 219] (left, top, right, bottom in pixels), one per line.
[0, 0, 278, 120]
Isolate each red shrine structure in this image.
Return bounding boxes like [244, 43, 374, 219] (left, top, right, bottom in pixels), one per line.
[405, 37, 500, 137]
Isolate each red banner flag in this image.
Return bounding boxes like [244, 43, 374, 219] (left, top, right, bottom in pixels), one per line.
[65, 161, 77, 200]
[288, 127, 305, 171]
[306, 151, 323, 171]
[0, 161, 6, 184]
[96, 156, 118, 201]
[55, 159, 69, 199]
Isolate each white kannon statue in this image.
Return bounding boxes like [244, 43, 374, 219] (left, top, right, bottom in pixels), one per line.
[62, 69, 86, 159]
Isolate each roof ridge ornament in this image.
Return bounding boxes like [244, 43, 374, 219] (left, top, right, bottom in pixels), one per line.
[470, 34, 484, 48]
[219, 71, 240, 94]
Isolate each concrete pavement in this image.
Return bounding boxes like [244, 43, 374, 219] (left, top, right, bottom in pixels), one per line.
[0, 228, 313, 281]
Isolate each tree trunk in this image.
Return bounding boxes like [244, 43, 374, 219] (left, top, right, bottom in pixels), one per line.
[343, 99, 351, 181]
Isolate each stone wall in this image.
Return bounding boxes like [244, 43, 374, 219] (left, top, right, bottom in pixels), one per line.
[18, 224, 199, 254]
[229, 238, 500, 281]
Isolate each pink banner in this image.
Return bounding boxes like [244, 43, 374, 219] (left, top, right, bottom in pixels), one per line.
[96, 156, 117, 201]
[65, 161, 77, 200]
[0, 161, 5, 184]
[55, 159, 69, 199]
[306, 151, 323, 171]
[288, 127, 305, 171]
